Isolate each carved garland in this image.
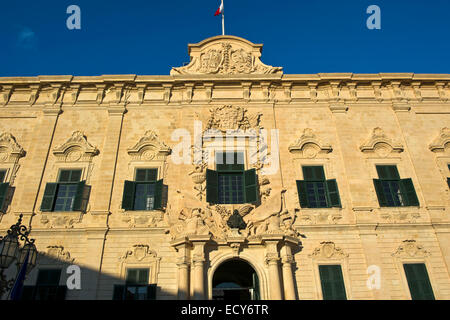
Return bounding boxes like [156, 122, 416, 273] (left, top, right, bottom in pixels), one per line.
[392, 240, 431, 258]
[309, 241, 349, 259]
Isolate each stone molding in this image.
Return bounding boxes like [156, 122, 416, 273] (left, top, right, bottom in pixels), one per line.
[360, 127, 404, 157]
[309, 241, 349, 259]
[127, 130, 171, 161]
[53, 131, 99, 162]
[429, 128, 450, 153]
[288, 128, 332, 158]
[392, 240, 431, 258]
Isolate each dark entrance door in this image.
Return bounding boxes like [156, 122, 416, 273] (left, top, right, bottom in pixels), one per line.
[212, 259, 259, 300]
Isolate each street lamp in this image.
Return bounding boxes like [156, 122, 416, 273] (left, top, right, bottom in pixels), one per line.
[0, 214, 37, 298]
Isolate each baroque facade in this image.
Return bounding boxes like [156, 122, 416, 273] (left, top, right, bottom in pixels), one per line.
[0, 35, 450, 300]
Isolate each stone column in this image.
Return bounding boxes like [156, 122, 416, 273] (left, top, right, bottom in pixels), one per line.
[281, 243, 297, 300]
[190, 236, 210, 300]
[263, 236, 283, 300]
[172, 239, 191, 300]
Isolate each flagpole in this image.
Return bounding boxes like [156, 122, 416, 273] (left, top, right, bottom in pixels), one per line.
[222, 0, 225, 35]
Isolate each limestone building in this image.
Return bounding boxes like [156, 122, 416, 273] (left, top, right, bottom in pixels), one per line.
[0, 35, 450, 300]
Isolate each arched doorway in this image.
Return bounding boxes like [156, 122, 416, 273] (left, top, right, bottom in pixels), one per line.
[212, 259, 260, 300]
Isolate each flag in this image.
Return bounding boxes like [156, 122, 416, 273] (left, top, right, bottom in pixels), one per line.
[10, 250, 29, 300]
[214, 1, 224, 16]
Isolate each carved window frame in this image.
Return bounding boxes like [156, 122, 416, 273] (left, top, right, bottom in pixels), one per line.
[391, 240, 439, 300]
[309, 242, 352, 300]
[118, 245, 161, 285]
[429, 128, 450, 197]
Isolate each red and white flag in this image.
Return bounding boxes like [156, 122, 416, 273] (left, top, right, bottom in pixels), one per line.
[214, 1, 224, 16]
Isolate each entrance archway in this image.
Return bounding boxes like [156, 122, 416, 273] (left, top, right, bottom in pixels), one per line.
[212, 259, 260, 300]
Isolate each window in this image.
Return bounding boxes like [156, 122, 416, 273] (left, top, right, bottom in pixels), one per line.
[0, 170, 10, 214]
[206, 152, 258, 204]
[40, 169, 89, 212]
[403, 264, 435, 300]
[21, 269, 67, 300]
[447, 164, 450, 188]
[122, 169, 163, 211]
[113, 268, 156, 300]
[373, 165, 419, 207]
[318, 265, 347, 300]
[296, 166, 341, 208]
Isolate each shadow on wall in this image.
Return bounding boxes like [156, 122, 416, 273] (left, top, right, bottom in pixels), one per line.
[0, 250, 176, 301]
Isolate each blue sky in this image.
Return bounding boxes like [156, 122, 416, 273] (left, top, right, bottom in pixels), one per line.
[0, 0, 449, 76]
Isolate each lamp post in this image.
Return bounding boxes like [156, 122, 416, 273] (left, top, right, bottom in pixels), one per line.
[0, 214, 37, 299]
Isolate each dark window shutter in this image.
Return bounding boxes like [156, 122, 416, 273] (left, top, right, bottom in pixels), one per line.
[376, 165, 400, 180]
[326, 179, 342, 208]
[447, 177, 450, 189]
[206, 169, 219, 204]
[296, 180, 308, 208]
[20, 286, 35, 300]
[56, 286, 67, 300]
[153, 179, 163, 209]
[319, 265, 347, 300]
[252, 272, 260, 300]
[303, 166, 325, 181]
[113, 285, 125, 300]
[72, 181, 86, 212]
[147, 284, 157, 300]
[373, 179, 388, 207]
[244, 169, 258, 203]
[40, 183, 59, 212]
[122, 181, 136, 210]
[404, 264, 435, 300]
[0, 182, 10, 213]
[400, 178, 419, 207]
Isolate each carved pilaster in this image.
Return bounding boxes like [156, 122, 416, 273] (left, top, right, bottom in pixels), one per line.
[0, 85, 13, 106]
[184, 83, 194, 103]
[436, 82, 448, 102]
[29, 84, 40, 105]
[162, 84, 172, 104]
[204, 82, 214, 102]
[347, 82, 358, 102]
[95, 84, 107, 105]
[372, 81, 383, 102]
[136, 84, 147, 105]
[412, 81, 423, 102]
[282, 82, 292, 102]
[308, 82, 318, 102]
[242, 82, 251, 102]
[70, 84, 81, 105]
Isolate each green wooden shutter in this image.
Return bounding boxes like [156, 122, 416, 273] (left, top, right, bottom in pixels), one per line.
[153, 179, 163, 210]
[113, 285, 125, 300]
[373, 179, 388, 207]
[206, 169, 219, 204]
[326, 179, 341, 208]
[303, 166, 325, 181]
[122, 181, 136, 210]
[147, 284, 157, 300]
[376, 165, 400, 180]
[244, 169, 258, 203]
[447, 177, 450, 189]
[0, 182, 10, 213]
[40, 183, 59, 212]
[400, 178, 419, 207]
[319, 265, 347, 300]
[72, 181, 86, 212]
[296, 180, 308, 208]
[252, 272, 260, 300]
[404, 264, 435, 300]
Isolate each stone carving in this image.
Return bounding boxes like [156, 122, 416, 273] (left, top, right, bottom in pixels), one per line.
[288, 128, 332, 158]
[360, 127, 404, 156]
[205, 105, 262, 133]
[189, 163, 207, 201]
[0, 132, 25, 163]
[309, 241, 348, 259]
[243, 189, 289, 237]
[392, 240, 430, 258]
[121, 212, 165, 228]
[429, 127, 450, 153]
[120, 244, 159, 262]
[128, 130, 171, 161]
[380, 211, 420, 224]
[171, 36, 282, 75]
[53, 131, 99, 161]
[42, 245, 75, 264]
[227, 210, 247, 230]
[40, 213, 82, 229]
[299, 211, 343, 225]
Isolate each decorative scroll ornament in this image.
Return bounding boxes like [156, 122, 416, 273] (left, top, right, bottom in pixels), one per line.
[53, 131, 99, 162]
[429, 127, 450, 153]
[120, 244, 159, 262]
[171, 36, 283, 75]
[288, 128, 332, 158]
[42, 245, 75, 264]
[128, 130, 171, 161]
[360, 127, 404, 157]
[309, 241, 348, 259]
[0, 132, 25, 163]
[392, 240, 430, 258]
